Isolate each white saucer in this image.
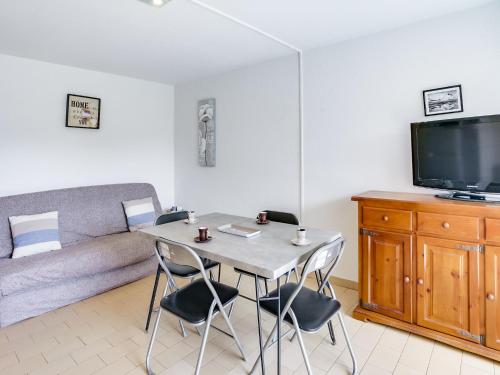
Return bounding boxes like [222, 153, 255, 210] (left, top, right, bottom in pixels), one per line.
[291, 238, 312, 246]
[184, 219, 199, 224]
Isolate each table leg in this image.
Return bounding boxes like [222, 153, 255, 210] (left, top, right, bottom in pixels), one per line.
[145, 264, 162, 332]
[276, 276, 281, 375]
[255, 275, 266, 375]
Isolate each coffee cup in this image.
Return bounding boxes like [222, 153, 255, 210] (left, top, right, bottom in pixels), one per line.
[296, 228, 307, 244]
[198, 227, 208, 242]
[258, 211, 268, 223]
[188, 211, 196, 223]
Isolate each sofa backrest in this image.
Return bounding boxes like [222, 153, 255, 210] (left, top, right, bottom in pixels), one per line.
[0, 183, 161, 258]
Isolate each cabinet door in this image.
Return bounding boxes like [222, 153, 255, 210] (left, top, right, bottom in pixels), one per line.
[417, 236, 482, 343]
[361, 230, 413, 322]
[486, 246, 500, 350]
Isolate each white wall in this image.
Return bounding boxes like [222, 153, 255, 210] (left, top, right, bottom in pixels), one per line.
[175, 58, 300, 216]
[174, 2, 500, 282]
[0, 54, 175, 207]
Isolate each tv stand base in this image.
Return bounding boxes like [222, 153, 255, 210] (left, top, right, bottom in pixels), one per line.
[436, 191, 500, 204]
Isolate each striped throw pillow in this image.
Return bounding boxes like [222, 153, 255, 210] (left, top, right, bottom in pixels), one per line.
[123, 197, 156, 232]
[9, 211, 62, 259]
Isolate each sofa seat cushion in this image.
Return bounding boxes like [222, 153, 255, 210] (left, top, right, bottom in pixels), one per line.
[0, 232, 154, 297]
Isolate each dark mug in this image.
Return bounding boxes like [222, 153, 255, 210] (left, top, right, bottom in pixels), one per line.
[198, 227, 208, 241]
[258, 211, 268, 223]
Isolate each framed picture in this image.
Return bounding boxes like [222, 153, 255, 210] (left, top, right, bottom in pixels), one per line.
[423, 85, 463, 116]
[66, 94, 101, 129]
[198, 98, 216, 167]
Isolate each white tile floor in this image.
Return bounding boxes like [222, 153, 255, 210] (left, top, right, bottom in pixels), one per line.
[0, 266, 498, 375]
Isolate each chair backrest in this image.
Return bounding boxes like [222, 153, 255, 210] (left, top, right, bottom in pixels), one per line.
[155, 211, 188, 226]
[154, 238, 224, 306]
[263, 210, 299, 225]
[302, 236, 345, 279]
[280, 236, 346, 318]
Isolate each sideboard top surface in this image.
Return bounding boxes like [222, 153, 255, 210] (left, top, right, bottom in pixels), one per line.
[352, 190, 500, 218]
[352, 190, 500, 208]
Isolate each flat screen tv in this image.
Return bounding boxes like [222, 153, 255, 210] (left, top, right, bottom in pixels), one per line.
[411, 114, 500, 201]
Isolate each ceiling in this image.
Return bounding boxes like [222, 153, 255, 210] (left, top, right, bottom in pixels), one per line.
[0, 0, 494, 84]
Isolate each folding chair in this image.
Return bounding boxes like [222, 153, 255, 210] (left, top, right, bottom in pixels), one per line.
[145, 211, 220, 334]
[250, 237, 358, 375]
[146, 238, 246, 375]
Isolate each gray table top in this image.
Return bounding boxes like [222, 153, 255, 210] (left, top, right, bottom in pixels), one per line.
[140, 212, 342, 279]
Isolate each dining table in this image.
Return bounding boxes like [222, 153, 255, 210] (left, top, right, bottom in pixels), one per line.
[140, 212, 342, 375]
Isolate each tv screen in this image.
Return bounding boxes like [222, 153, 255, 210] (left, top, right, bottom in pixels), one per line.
[411, 115, 500, 193]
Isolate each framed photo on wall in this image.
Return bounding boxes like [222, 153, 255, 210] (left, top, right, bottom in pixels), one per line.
[198, 98, 216, 167]
[66, 94, 101, 129]
[423, 85, 463, 116]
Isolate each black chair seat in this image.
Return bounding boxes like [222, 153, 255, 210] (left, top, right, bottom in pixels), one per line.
[160, 279, 239, 324]
[260, 283, 341, 333]
[167, 259, 219, 278]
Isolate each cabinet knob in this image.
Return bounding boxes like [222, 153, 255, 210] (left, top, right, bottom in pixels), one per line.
[404, 276, 410, 284]
[442, 222, 450, 229]
[487, 293, 495, 301]
[383, 215, 389, 222]
[417, 278, 424, 285]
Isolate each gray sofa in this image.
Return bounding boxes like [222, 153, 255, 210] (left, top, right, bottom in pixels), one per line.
[0, 183, 160, 327]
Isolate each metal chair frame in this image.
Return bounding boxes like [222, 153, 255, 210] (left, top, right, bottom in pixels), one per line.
[146, 238, 246, 375]
[145, 212, 220, 334]
[249, 237, 358, 375]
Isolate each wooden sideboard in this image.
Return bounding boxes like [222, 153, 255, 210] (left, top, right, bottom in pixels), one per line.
[351, 191, 500, 361]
